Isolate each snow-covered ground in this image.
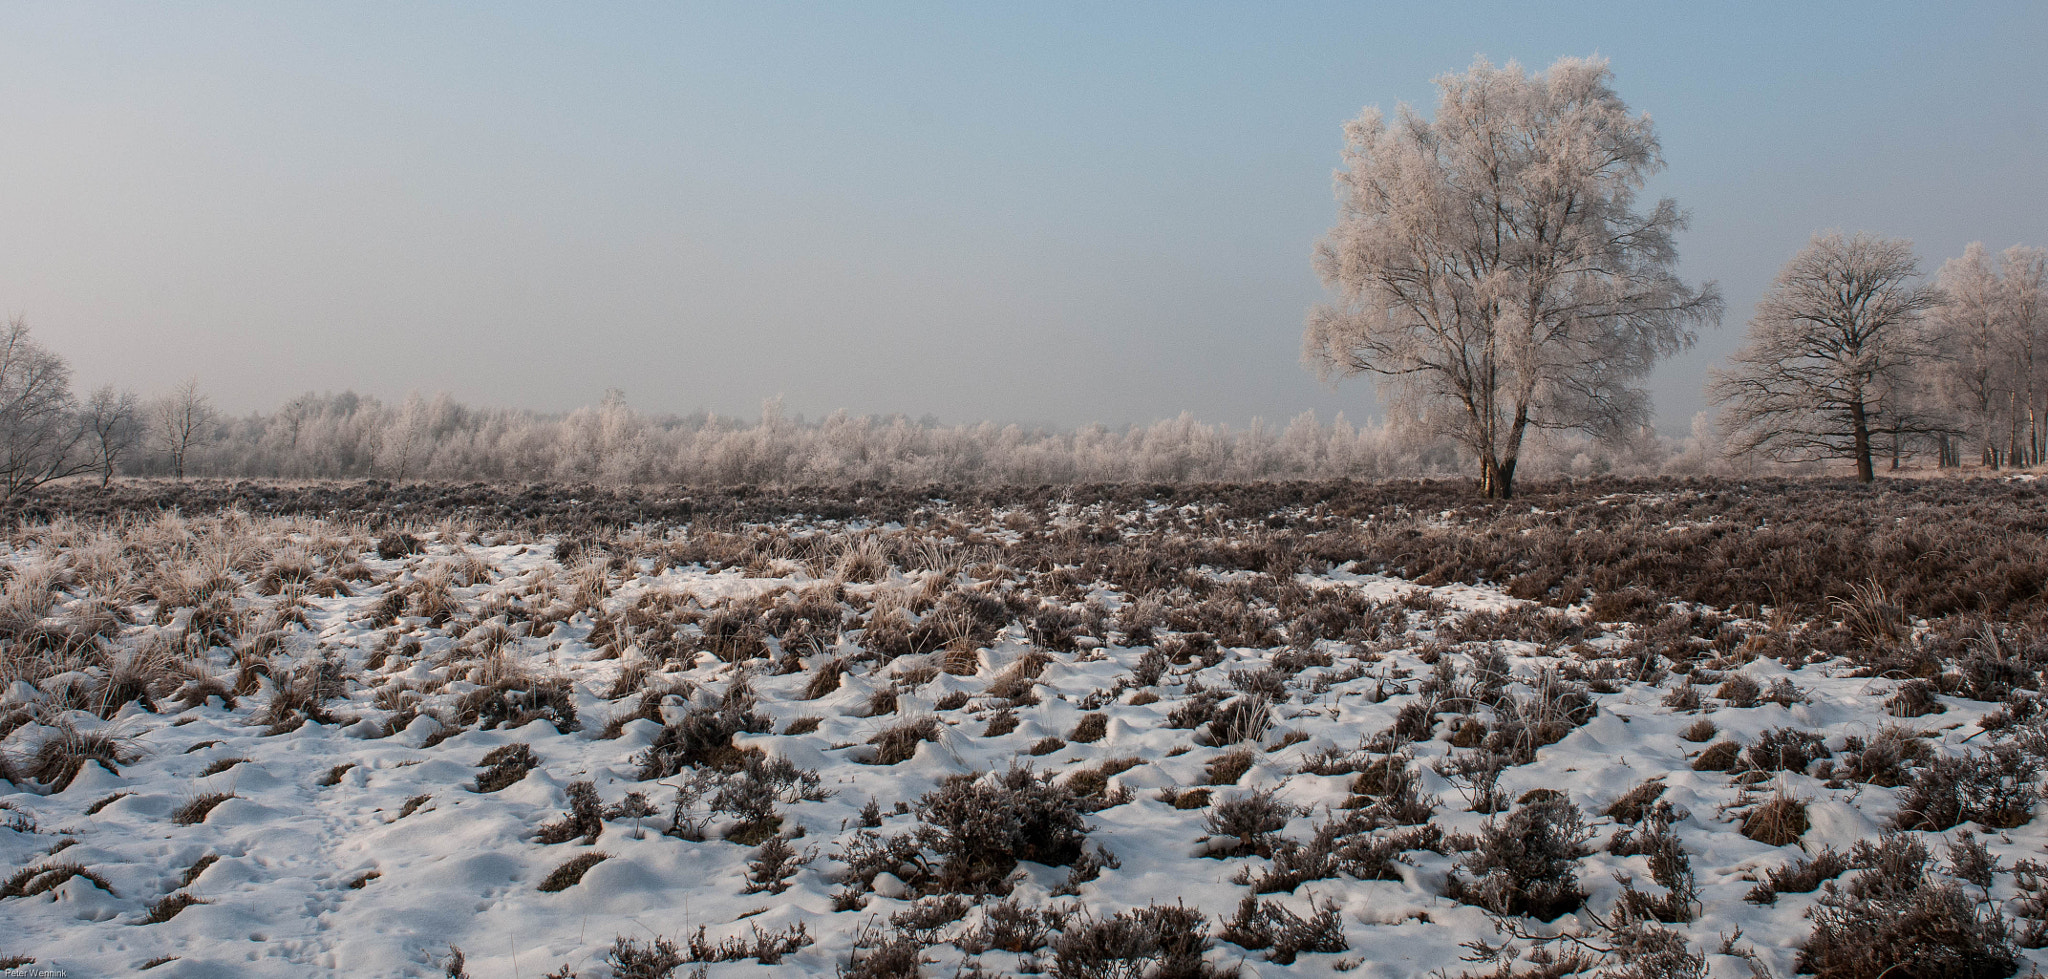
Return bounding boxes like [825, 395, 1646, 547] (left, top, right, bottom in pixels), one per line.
[0, 509, 2041, 978]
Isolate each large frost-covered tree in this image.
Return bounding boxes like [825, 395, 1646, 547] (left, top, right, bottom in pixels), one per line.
[1710, 232, 1945, 482]
[1305, 56, 1720, 499]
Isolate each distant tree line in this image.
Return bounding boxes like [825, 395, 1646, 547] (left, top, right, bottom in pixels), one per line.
[96, 389, 1682, 488]
[0, 319, 1702, 494]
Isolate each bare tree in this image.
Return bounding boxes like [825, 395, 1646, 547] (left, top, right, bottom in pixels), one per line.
[1304, 56, 1720, 498]
[0, 316, 93, 502]
[152, 378, 219, 480]
[1711, 232, 1946, 482]
[83, 385, 141, 488]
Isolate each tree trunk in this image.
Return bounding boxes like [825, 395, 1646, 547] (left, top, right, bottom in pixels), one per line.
[1478, 455, 1515, 499]
[1850, 401, 1874, 482]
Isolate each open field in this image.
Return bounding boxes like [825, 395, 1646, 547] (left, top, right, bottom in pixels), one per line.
[3, 476, 2048, 977]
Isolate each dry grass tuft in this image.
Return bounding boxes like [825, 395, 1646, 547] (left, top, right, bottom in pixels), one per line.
[536, 851, 609, 892]
[1739, 791, 1809, 847]
[172, 792, 237, 826]
[143, 891, 209, 923]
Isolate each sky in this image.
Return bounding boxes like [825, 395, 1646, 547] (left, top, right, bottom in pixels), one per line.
[2, 3, 2043, 434]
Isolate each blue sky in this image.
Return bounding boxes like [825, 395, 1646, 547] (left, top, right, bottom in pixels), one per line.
[3, 3, 2042, 432]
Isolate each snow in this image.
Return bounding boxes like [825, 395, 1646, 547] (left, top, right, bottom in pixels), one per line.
[0, 525, 2042, 978]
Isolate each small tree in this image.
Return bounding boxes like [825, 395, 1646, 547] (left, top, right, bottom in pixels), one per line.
[153, 378, 219, 480]
[83, 385, 141, 488]
[0, 317, 93, 502]
[1711, 232, 1946, 482]
[1305, 56, 1721, 499]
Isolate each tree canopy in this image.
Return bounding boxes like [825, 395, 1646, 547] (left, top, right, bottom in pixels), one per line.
[1306, 55, 1720, 498]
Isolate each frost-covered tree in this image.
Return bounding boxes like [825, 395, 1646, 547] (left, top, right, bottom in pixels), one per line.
[83, 385, 141, 488]
[2008, 245, 2048, 463]
[1305, 56, 1720, 499]
[1926, 243, 2015, 467]
[0, 317, 94, 502]
[152, 378, 220, 480]
[1711, 232, 1946, 482]
[1924, 243, 2048, 467]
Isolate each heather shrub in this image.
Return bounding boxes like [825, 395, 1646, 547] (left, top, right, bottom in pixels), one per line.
[1799, 834, 2018, 979]
[1893, 747, 2040, 831]
[1447, 796, 1593, 921]
[1746, 846, 1851, 904]
[1166, 684, 1230, 731]
[1739, 727, 1830, 775]
[1824, 726, 1931, 787]
[1716, 673, 1761, 708]
[688, 604, 768, 663]
[1603, 922, 1707, 979]
[454, 676, 580, 734]
[887, 893, 972, 942]
[1239, 814, 1437, 892]
[605, 935, 684, 979]
[0, 861, 117, 899]
[1216, 894, 1347, 964]
[682, 920, 813, 965]
[1888, 678, 1946, 717]
[637, 679, 772, 777]
[1603, 779, 1668, 824]
[143, 890, 209, 923]
[916, 765, 1090, 892]
[1344, 753, 1437, 824]
[1201, 789, 1298, 858]
[1947, 834, 1998, 888]
[474, 742, 539, 792]
[839, 920, 923, 979]
[536, 780, 604, 844]
[1204, 749, 1255, 786]
[1049, 902, 1233, 979]
[1609, 810, 1698, 923]
[741, 835, 812, 895]
[959, 897, 1072, 954]
[1691, 740, 1740, 772]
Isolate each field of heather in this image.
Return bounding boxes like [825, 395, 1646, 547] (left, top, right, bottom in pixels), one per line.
[3, 477, 2047, 978]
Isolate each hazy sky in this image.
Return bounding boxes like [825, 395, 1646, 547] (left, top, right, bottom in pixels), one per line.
[3, 3, 2043, 433]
